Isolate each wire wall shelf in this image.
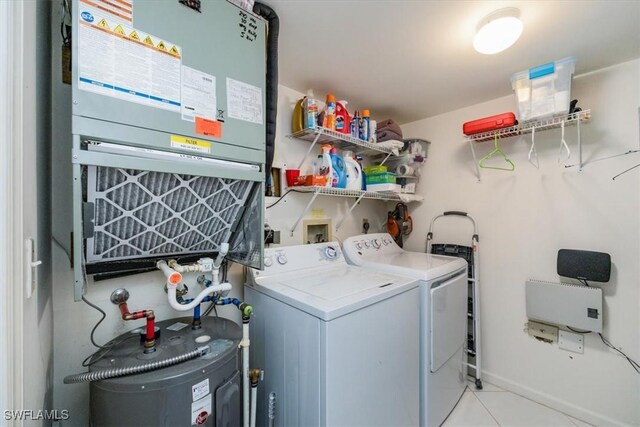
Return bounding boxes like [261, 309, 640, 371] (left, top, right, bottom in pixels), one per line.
[465, 110, 592, 181]
[289, 186, 422, 235]
[293, 185, 407, 201]
[289, 127, 395, 155]
[464, 110, 591, 143]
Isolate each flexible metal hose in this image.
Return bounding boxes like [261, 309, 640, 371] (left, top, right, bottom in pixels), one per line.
[63, 345, 209, 384]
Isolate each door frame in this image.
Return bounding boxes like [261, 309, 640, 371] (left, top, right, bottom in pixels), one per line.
[0, 0, 26, 422]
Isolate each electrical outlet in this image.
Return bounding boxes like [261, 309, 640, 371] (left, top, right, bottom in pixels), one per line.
[559, 330, 584, 354]
[527, 320, 558, 343]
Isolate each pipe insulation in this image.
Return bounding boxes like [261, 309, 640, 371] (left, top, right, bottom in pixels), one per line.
[252, 2, 279, 180]
[63, 346, 210, 384]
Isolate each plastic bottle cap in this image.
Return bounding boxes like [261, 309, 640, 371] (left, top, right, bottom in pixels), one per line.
[362, 109, 370, 117]
[321, 144, 332, 151]
[330, 148, 337, 154]
[326, 93, 336, 102]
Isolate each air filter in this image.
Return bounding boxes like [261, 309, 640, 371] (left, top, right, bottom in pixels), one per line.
[86, 166, 254, 263]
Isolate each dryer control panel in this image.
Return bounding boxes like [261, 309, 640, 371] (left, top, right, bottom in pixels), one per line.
[258, 242, 344, 276]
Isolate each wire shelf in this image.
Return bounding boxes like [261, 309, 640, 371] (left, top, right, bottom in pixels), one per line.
[293, 185, 413, 201]
[464, 110, 591, 143]
[288, 127, 395, 156]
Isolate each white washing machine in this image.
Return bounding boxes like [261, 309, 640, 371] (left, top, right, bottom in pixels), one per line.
[245, 242, 421, 427]
[342, 233, 468, 427]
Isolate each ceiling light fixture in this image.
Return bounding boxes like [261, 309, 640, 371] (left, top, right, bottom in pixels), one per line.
[473, 8, 523, 55]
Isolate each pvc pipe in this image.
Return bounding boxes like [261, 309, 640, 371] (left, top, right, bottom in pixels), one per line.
[168, 260, 203, 273]
[157, 260, 182, 285]
[167, 282, 232, 312]
[241, 321, 250, 427]
[213, 243, 229, 269]
[250, 385, 257, 427]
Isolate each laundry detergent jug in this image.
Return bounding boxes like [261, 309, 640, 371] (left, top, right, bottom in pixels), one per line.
[330, 148, 347, 188]
[343, 150, 362, 190]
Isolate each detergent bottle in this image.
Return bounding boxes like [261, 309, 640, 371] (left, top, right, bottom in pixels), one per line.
[323, 93, 337, 130]
[292, 97, 304, 133]
[303, 89, 318, 129]
[319, 144, 333, 187]
[343, 151, 362, 190]
[330, 148, 347, 188]
[335, 100, 350, 134]
[355, 155, 367, 190]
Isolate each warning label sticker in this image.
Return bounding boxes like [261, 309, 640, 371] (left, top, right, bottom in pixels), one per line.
[191, 394, 211, 426]
[77, 6, 181, 112]
[170, 135, 212, 154]
[80, 0, 133, 26]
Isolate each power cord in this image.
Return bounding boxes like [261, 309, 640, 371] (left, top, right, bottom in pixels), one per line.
[566, 279, 640, 374]
[81, 295, 110, 349]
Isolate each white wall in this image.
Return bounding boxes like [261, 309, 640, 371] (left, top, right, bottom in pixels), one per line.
[52, 81, 387, 425]
[17, 0, 55, 422]
[401, 59, 640, 426]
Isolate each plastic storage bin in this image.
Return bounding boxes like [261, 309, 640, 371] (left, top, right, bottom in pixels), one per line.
[366, 172, 396, 184]
[364, 165, 388, 175]
[511, 57, 576, 122]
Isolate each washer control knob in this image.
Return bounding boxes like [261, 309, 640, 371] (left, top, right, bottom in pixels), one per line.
[324, 245, 338, 260]
[277, 255, 288, 265]
[355, 242, 363, 250]
[364, 241, 371, 248]
[264, 256, 273, 267]
[372, 239, 381, 249]
[382, 238, 390, 246]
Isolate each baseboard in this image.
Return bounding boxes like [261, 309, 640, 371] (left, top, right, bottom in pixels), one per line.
[480, 370, 630, 427]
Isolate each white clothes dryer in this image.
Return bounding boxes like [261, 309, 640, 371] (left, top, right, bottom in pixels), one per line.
[245, 242, 421, 427]
[343, 233, 468, 427]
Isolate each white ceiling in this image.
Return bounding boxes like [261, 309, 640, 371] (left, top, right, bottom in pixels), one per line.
[263, 0, 640, 124]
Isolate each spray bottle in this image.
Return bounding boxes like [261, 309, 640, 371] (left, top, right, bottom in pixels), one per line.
[304, 89, 318, 129]
[319, 144, 333, 187]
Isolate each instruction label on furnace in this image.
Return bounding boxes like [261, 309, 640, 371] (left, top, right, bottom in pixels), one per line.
[77, 5, 181, 112]
[181, 66, 216, 122]
[226, 78, 263, 124]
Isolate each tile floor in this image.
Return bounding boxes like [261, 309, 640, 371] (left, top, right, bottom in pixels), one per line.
[442, 379, 593, 427]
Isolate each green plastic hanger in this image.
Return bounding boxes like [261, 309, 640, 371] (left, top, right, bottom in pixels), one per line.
[479, 134, 515, 171]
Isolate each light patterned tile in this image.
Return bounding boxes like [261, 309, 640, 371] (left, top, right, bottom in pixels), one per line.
[443, 391, 499, 427]
[568, 416, 594, 427]
[475, 391, 576, 426]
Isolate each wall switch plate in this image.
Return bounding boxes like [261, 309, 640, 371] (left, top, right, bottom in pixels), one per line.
[559, 330, 584, 354]
[527, 320, 558, 343]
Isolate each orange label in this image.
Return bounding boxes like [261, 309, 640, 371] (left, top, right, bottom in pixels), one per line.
[195, 117, 222, 138]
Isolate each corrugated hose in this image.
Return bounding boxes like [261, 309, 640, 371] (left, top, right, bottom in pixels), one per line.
[63, 345, 210, 384]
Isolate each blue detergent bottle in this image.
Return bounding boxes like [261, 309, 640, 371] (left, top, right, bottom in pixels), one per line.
[330, 148, 347, 188]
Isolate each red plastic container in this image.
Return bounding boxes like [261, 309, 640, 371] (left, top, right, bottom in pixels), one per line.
[463, 112, 517, 135]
